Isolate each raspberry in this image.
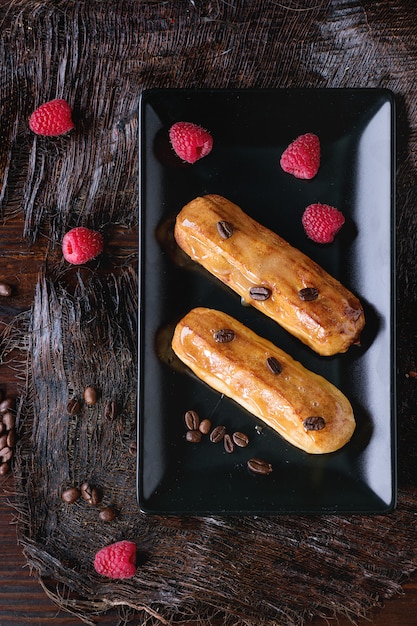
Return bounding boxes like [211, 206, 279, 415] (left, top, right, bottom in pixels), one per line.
[62, 227, 104, 264]
[280, 133, 320, 180]
[169, 121, 213, 163]
[29, 99, 74, 136]
[94, 540, 137, 579]
[302, 203, 345, 244]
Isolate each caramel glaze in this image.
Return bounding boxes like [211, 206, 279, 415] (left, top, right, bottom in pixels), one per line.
[174, 194, 365, 356]
[172, 307, 356, 454]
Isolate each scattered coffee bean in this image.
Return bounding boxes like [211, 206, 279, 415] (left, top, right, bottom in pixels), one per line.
[99, 506, 117, 522]
[0, 282, 12, 297]
[2, 411, 15, 430]
[223, 433, 234, 453]
[184, 410, 200, 431]
[0, 446, 12, 462]
[214, 329, 235, 343]
[232, 431, 249, 448]
[298, 287, 319, 301]
[80, 482, 100, 505]
[104, 400, 118, 421]
[6, 428, 16, 448]
[83, 386, 98, 406]
[186, 429, 202, 443]
[0, 462, 10, 476]
[210, 425, 226, 443]
[249, 286, 271, 301]
[247, 457, 273, 475]
[303, 416, 326, 431]
[266, 356, 283, 375]
[0, 433, 7, 449]
[199, 418, 211, 435]
[66, 397, 81, 415]
[0, 397, 14, 413]
[217, 220, 234, 239]
[61, 487, 80, 504]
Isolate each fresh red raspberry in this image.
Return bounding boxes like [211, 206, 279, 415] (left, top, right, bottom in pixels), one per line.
[302, 203, 345, 244]
[169, 121, 213, 163]
[62, 227, 104, 265]
[280, 133, 320, 179]
[94, 540, 137, 579]
[29, 99, 74, 136]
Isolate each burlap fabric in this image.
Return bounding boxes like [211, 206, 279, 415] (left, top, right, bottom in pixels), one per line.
[1, 1, 417, 624]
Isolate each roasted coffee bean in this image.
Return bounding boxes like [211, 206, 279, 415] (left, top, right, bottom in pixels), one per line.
[0, 462, 10, 476]
[0, 397, 14, 413]
[184, 410, 200, 431]
[104, 400, 118, 421]
[186, 429, 202, 443]
[0, 282, 12, 297]
[210, 425, 226, 443]
[199, 418, 212, 435]
[303, 416, 326, 431]
[0, 434, 7, 449]
[232, 431, 249, 448]
[84, 386, 98, 406]
[1, 411, 15, 430]
[217, 220, 234, 239]
[81, 482, 100, 505]
[66, 397, 81, 415]
[298, 287, 319, 301]
[247, 457, 273, 475]
[61, 487, 80, 504]
[99, 506, 117, 522]
[249, 286, 271, 301]
[214, 329, 235, 343]
[223, 433, 234, 453]
[266, 356, 283, 375]
[6, 428, 16, 448]
[0, 447, 12, 463]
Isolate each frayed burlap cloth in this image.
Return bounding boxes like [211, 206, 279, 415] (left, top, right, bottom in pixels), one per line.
[1, 1, 417, 624]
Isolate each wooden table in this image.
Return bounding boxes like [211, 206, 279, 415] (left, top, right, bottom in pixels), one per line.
[0, 214, 415, 626]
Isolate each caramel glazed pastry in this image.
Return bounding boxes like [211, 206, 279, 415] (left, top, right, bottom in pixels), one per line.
[174, 194, 365, 356]
[172, 307, 356, 454]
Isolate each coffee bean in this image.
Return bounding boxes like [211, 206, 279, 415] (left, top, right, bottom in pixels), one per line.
[223, 433, 234, 453]
[184, 410, 200, 431]
[303, 416, 326, 431]
[83, 386, 98, 406]
[199, 418, 211, 434]
[249, 286, 271, 301]
[214, 329, 235, 343]
[186, 429, 202, 443]
[0, 434, 7, 449]
[0, 397, 14, 413]
[210, 425, 226, 443]
[1, 411, 15, 430]
[6, 428, 16, 448]
[104, 400, 118, 421]
[217, 220, 234, 239]
[247, 457, 273, 475]
[266, 356, 283, 375]
[61, 487, 80, 504]
[0, 447, 12, 463]
[80, 482, 100, 505]
[0, 423, 5, 436]
[0, 462, 10, 476]
[0, 282, 12, 297]
[298, 287, 319, 302]
[66, 398, 81, 415]
[232, 431, 249, 448]
[99, 506, 116, 522]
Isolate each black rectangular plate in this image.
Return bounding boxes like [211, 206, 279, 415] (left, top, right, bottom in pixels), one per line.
[138, 88, 396, 515]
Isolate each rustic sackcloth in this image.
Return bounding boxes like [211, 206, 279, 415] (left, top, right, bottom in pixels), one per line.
[1, 1, 417, 624]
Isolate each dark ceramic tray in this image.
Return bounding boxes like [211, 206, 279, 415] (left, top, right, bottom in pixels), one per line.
[137, 88, 396, 515]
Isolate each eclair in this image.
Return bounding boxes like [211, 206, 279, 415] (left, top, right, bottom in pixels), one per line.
[174, 194, 365, 356]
